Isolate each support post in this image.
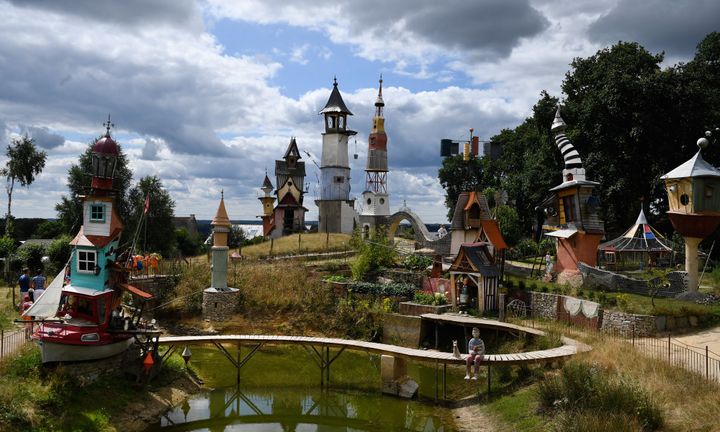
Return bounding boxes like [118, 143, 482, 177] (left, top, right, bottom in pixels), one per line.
[236, 342, 241, 385]
[434, 360, 438, 403]
[443, 363, 447, 401]
[487, 364, 491, 397]
[684, 236, 702, 292]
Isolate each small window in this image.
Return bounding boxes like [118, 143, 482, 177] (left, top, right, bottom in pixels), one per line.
[334, 176, 344, 184]
[680, 194, 690, 206]
[78, 250, 97, 273]
[367, 198, 372, 205]
[90, 204, 105, 222]
[705, 186, 713, 198]
[379, 198, 385, 205]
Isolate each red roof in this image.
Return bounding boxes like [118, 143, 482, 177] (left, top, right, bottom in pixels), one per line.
[92, 134, 119, 156]
[480, 220, 508, 250]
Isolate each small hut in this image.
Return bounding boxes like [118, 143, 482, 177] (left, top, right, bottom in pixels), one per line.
[598, 206, 673, 270]
[448, 242, 500, 313]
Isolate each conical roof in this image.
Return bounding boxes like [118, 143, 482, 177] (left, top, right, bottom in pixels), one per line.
[661, 150, 720, 179]
[261, 174, 273, 190]
[283, 137, 302, 160]
[211, 195, 231, 228]
[598, 206, 672, 253]
[320, 78, 353, 115]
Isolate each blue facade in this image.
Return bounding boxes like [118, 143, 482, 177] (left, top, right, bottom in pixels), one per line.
[70, 240, 118, 291]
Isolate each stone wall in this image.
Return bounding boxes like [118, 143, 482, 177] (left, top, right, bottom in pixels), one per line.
[382, 313, 422, 347]
[600, 310, 658, 337]
[202, 288, 240, 321]
[577, 262, 684, 297]
[530, 292, 558, 320]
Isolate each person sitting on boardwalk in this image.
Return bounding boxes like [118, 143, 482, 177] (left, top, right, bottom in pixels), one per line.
[464, 327, 485, 380]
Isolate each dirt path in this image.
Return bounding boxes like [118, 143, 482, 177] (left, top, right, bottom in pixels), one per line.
[451, 400, 499, 432]
[672, 325, 720, 357]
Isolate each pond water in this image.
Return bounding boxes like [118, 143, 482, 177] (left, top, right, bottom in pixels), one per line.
[145, 345, 467, 432]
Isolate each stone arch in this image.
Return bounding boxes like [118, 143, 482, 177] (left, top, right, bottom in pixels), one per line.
[387, 210, 451, 255]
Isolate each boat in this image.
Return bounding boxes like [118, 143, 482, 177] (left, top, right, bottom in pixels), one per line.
[26, 121, 155, 363]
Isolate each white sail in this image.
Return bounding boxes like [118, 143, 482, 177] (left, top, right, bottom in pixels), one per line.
[23, 267, 65, 319]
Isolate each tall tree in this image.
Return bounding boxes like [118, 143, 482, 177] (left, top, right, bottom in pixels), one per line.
[55, 139, 133, 235]
[126, 175, 176, 257]
[2, 135, 47, 236]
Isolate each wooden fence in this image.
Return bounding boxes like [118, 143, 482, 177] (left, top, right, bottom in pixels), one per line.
[0, 327, 30, 360]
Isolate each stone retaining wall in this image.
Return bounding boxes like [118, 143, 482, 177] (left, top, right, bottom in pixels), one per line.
[379, 269, 425, 287]
[600, 310, 657, 336]
[530, 292, 558, 320]
[399, 302, 452, 316]
[577, 263, 684, 297]
[382, 313, 422, 347]
[202, 288, 240, 321]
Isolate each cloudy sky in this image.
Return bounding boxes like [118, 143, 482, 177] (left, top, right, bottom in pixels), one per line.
[0, 0, 717, 224]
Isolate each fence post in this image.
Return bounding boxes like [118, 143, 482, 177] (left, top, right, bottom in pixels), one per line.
[706, 346, 709, 380]
[1, 329, 4, 358]
[668, 335, 671, 363]
[632, 321, 635, 347]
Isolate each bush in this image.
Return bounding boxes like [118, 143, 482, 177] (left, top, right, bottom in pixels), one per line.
[13, 243, 46, 272]
[401, 254, 432, 271]
[350, 281, 416, 297]
[514, 238, 539, 258]
[350, 228, 397, 280]
[46, 235, 73, 276]
[413, 291, 448, 306]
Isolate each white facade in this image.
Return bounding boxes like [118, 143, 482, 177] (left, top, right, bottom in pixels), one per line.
[82, 200, 113, 237]
[361, 191, 390, 216]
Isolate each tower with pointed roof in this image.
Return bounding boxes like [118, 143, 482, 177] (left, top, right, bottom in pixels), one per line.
[69, 116, 124, 292]
[316, 78, 358, 233]
[258, 173, 275, 237]
[265, 137, 308, 238]
[662, 134, 720, 292]
[360, 77, 390, 235]
[203, 192, 240, 321]
[542, 106, 604, 286]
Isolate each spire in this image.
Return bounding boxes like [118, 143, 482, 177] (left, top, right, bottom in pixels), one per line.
[211, 193, 231, 228]
[375, 75, 384, 117]
[103, 114, 114, 137]
[320, 78, 353, 115]
[551, 105, 585, 181]
[283, 137, 302, 160]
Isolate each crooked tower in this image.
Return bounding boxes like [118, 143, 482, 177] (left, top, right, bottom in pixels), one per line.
[316, 78, 357, 233]
[258, 173, 275, 237]
[360, 77, 390, 235]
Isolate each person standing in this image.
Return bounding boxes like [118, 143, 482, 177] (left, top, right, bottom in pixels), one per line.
[18, 268, 30, 307]
[545, 251, 553, 274]
[464, 327, 485, 380]
[437, 224, 447, 239]
[31, 269, 46, 302]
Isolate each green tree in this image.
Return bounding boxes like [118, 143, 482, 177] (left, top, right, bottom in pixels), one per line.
[55, 139, 133, 235]
[31, 220, 64, 239]
[438, 154, 491, 221]
[126, 176, 176, 257]
[175, 228, 201, 257]
[0, 235, 16, 258]
[228, 225, 246, 249]
[495, 205, 522, 246]
[46, 234, 73, 275]
[1, 135, 47, 236]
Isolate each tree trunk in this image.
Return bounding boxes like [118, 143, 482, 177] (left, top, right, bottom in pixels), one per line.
[5, 177, 14, 237]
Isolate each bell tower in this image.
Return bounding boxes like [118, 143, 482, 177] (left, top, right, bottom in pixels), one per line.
[316, 78, 358, 233]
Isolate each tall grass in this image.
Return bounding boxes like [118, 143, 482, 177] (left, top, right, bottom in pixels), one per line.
[536, 361, 663, 431]
[240, 233, 352, 258]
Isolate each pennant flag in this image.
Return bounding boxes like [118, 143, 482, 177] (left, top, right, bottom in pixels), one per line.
[143, 193, 150, 214]
[643, 224, 655, 239]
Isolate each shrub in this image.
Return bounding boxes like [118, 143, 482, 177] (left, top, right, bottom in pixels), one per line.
[616, 293, 630, 311]
[413, 291, 448, 306]
[350, 228, 397, 280]
[323, 274, 351, 282]
[518, 280, 526, 290]
[515, 238, 539, 258]
[401, 254, 432, 271]
[350, 281, 416, 298]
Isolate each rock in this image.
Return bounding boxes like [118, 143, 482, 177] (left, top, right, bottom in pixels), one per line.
[397, 377, 419, 399]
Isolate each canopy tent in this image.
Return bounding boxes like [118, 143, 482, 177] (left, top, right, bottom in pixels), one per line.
[598, 207, 673, 268]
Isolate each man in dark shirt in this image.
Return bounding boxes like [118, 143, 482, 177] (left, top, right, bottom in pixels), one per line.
[18, 268, 30, 307]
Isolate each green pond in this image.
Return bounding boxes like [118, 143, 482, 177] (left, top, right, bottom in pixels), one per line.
[145, 344, 475, 431]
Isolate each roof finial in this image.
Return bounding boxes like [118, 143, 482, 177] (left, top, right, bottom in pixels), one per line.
[221, 189, 224, 200]
[379, 74, 383, 96]
[333, 76, 337, 86]
[103, 114, 114, 137]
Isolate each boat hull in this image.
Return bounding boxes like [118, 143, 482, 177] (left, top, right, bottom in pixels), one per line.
[37, 338, 133, 363]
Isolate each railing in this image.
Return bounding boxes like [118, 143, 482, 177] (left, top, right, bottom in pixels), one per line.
[0, 326, 31, 360]
[509, 310, 720, 382]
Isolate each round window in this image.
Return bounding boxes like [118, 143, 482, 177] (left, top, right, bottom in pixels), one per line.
[680, 194, 690, 206]
[379, 198, 385, 204]
[288, 181, 292, 186]
[367, 198, 372, 205]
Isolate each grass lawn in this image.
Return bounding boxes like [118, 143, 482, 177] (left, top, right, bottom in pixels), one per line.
[238, 233, 352, 258]
[485, 385, 545, 431]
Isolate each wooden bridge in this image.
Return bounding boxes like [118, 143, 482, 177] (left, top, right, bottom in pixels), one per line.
[158, 324, 588, 401]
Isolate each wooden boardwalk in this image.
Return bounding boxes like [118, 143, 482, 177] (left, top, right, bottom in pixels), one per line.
[159, 328, 586, 366]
